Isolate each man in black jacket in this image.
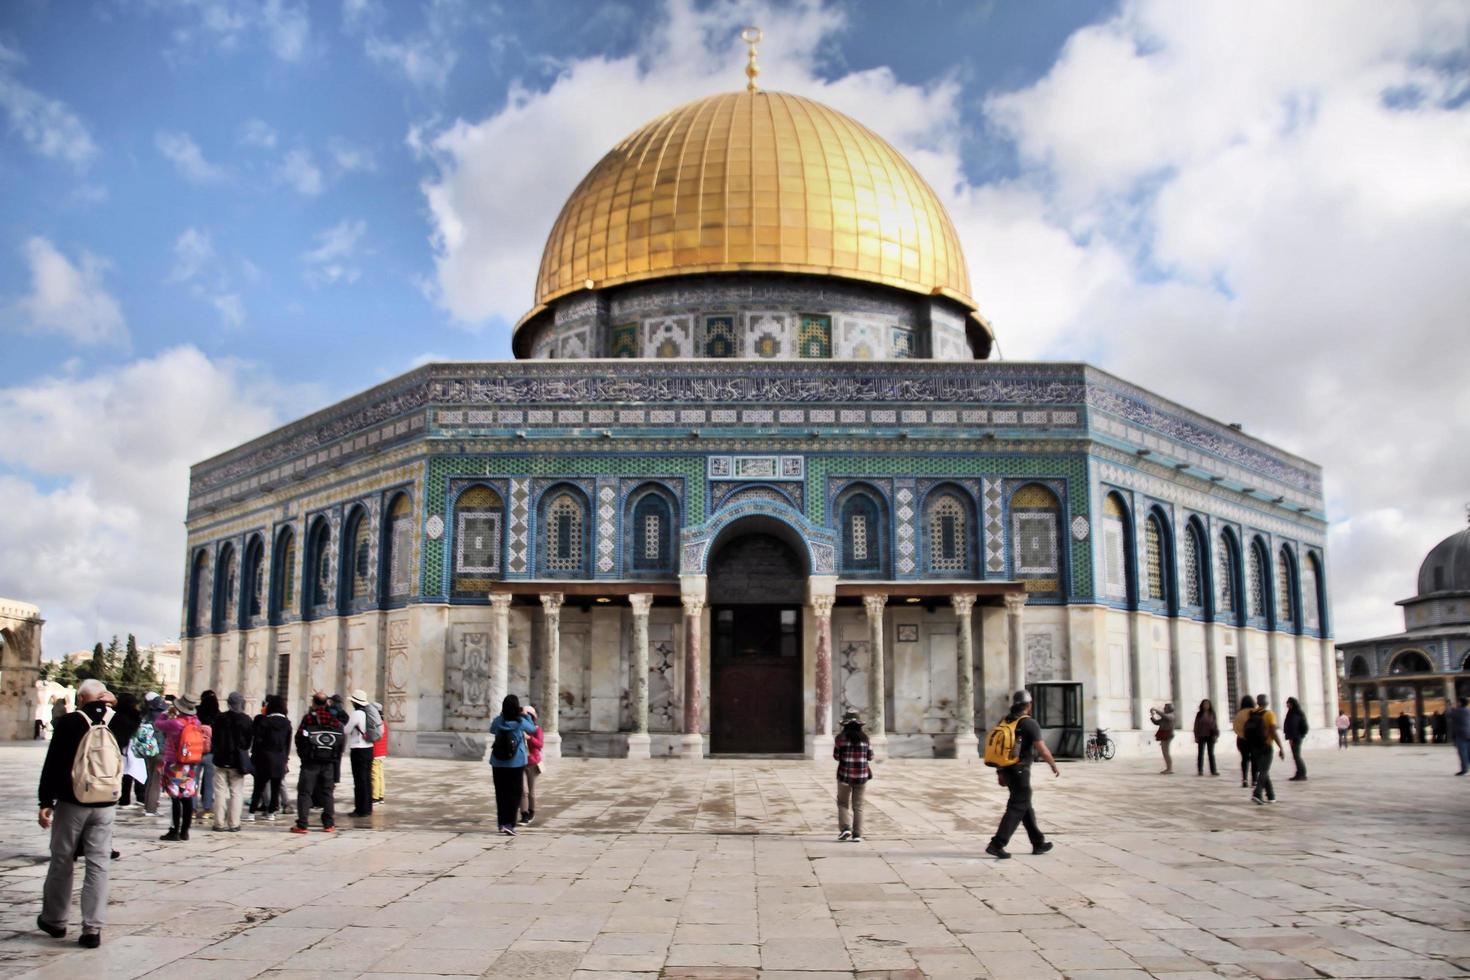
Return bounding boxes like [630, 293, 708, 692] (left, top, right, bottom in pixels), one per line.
[36, 678, 117, 948]
[210, 692, 254, 831]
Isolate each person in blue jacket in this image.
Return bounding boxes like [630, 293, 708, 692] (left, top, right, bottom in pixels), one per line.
[488, 695, 537, 835]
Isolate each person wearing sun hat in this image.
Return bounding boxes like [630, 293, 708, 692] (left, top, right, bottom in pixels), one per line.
[343, 690, 375, 818]
[833, 711, 873, 842]
[155, 695, 204, 843]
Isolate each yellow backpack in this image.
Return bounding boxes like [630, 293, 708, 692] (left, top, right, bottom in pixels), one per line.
[983, 717, 1021, 768]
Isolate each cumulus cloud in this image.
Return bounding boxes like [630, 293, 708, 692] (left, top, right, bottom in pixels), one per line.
[276, 147, 323, 195]
[156, 130, 227, 183]
[239, 117, 278, 148]
[7, 237, 127, 347]
[150, 0, 311, 64]
[262, 0, 310, 62]
[0, 41, 97, 169]
[351, 0, 476, 91]
[169, 227, 247, 328]
[415, 0, 1470, 643]
[302, 218, 367, 285]
[328, 137, 376, 174]
[0, 348, 310, 653]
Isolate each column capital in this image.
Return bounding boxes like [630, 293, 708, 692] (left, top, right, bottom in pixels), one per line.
[1003, 591, 1028, 614]
[489, 593, 513, 611]
[628, 593, 653, 617]
[950, 593, 977, 616]
[539, 592, 565, 615]
[810, 594, 836, 620]
[681, 595, 705, 616]
[862, 593, 887, 619]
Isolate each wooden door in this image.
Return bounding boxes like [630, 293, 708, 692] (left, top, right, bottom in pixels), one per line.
[710, 605, 803, 753]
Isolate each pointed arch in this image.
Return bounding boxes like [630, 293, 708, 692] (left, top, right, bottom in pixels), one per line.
[1010, 482, 1062, 597]
[1101, 491, 1136, 605]
[835, 482, 889, 578]
[1216, 527, 1241, 623]
[381, 491, 415, 602]
[188, 549, 211, 637]
[304, 516, 333, 617]
[1276, 544, 1298, 631]
[1389, 649, 1433, 675]
[537, 483, 591, 579]
[242, 533, 266, 628]
[1302, 550, 1325, 634]
[269, 525, 297, 625]
[1182, 516, 1208, 611]
[1143, 506, 1175, 610]
[453, 484, 505, 596]
[340, 504, 372, 611]
[923, 483, 977, 577]
[213, 542, 237, 633]
[625, 482, 678, 577]
[1247, 535, 1270, 623]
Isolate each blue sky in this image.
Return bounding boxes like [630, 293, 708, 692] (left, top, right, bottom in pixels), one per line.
[1, 0, 1467, 655]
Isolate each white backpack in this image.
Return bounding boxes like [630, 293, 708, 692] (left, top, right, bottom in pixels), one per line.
[71, 710, 123, 804]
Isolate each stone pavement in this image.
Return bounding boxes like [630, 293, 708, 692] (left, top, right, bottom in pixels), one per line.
[1, 741, 1467, 979]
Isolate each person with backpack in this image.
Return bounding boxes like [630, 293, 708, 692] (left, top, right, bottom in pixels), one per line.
[1149, 703, 1177, 774]
[343, 690, 379, 818]
[371, 702, 390, 807]
[833, 711, 873, 842]
[36, 678, 120, 948]
[210, 692, 255, 831]
[155, 695, 207, 842]
[489, 694, 536, 835]
[292, 693, 343, 834]
[984, 689, 1058, 860]
[194, 690, 220, 819]
[1192, 699, 1220, 776]
[248, 695, 293, 820]
[1232, 695, 1257, 788]
[109, 694, 143, 807]
[1245, 693, 1286, 805]
[519, 704, 542, 825]
[1283, 696, 1309, 781]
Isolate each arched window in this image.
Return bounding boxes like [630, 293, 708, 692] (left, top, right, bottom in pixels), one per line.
[1144, 515, 1165, 602]
[628, 488, 676, 574]
[837, 485, 888, 577]
[544, 492, 585, 574]
[1348, 655, 1371, 678]
[1247, 540, 1268, 620]
[243, 535, 265, 626]
[1301, 553, 1322, 632]
[454, 485, 504, 596]
[189, 550, 211, 635]
[215, 544, 237, 632]
[306, 518, 332, 612]
[1102, 493, 1132, 602]
[1010, 483, 1062, 595]
[1276, 547, 1296, 627]
[925, 487, 974, 575]
[1390, 650, 1433, 674]
[1217, 531, 1238, 617]
[383, 493, 414, 600]
[344, 507, 371, 605]
[1183, 521, 1205, 608]
[271, 527, 296, 622]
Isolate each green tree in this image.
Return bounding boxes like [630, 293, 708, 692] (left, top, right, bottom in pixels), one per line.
[39, 659, 78, 689]
[81, 642, 106, 683]
[104, 635, 122, 679]
[119, 634, 143, 691]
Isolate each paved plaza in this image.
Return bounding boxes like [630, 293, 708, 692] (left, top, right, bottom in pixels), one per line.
[1, 741, 1467, 979]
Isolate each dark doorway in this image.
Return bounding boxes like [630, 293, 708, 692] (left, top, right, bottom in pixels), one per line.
[707, 528, 806, 754]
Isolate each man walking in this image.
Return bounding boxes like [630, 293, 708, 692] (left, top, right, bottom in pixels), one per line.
[291, 693, 342, 834]
[985, 690, 1058, 859]
[1284, 696, 1309, 781]
[1447, 697, 1470, 775]
[210, 692, 254, 831]
[36, 679, 119, 948]
[343, 690, 375, 818]
[1246, 694, 1286, 805]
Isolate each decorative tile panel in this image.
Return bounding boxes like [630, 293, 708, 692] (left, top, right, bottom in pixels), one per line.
[742, 311, 791, 358]
[895, 481, 917, 576]
[983, 478, 1005, 574]
[507, 478, 530, 574]
[643, 315, 693, 358]
[596, 479, 617, 574]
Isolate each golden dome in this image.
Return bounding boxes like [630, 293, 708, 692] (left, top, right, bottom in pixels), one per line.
[528, 89, 974, 318]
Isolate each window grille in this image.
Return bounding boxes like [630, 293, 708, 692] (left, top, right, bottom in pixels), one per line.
[1301, 559, 1320, 630]
[1216, 534, 1235, 613]
[1183, 529, 1202, 606]
[631, 493, 673, 572]
[928, 495, 967, 572]
[350, 520, 371, 600]
[546, 494, 583, 572]
[1145, 517, 1165, 601]
[1013, 511, 1058, 575]
[313, 526, 332, 606]
[1248, 545, 1266, 618]
[1276, 550, 1294, 624]
[851, 514, 868, 560]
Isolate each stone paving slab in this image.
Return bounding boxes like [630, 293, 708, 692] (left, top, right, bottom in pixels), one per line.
[1, 742, 1467, 978]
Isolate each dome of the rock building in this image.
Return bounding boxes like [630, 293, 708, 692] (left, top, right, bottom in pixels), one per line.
[1417, 525, 1470, 595]
[519, 89, 976, 336]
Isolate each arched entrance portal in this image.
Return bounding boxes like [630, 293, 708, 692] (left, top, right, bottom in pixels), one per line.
[707, 520, 807, 754]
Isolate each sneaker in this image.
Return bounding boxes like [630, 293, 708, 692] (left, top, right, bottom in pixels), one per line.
[78, 932, 101, 949]
[837, 830, 852, 842]
[210, 825, 225, 832]
[1032, 841, 1054, 855]
[506, 825, 517, 836]
[1251, 795, 1265, 806]
[985, 842, 1011, 860]
[229, 827, 241, 832]
[850, 836, 863, 843]
[36, 914, 66, 938]
[290, 826, 309, 834]
[321, 826, 336, 833]
[267, 812, 277, 821]
[1240, 779, 1249, 788]
[246, 813, 257, 822]
[524, 809, 533, 824]
[1266, 798, 1277, 804]
[500, 826, 512, 835]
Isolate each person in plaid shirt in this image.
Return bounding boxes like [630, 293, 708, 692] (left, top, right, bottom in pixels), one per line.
[834, 711, 873, 842]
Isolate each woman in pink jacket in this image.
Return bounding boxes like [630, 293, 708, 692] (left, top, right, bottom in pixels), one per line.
[154, 695, 205, 842]
[520, 705, 544, 826]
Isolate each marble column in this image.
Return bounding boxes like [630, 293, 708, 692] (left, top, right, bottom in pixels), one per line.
[811, 594, 836, 755]
[1446, 676, 1458, 712]
[1324, 643, 1342, 731]
[1348, 683, 1360, 742]
[1004, 592, 1027, 705]
[1376, 682, 1391, 742]
[489, 593, 512, 711]
[538, 593, 563, 761]
[1292, 633, 1309, 721]
[863, 593, 888, 758]
[1267, 632, 1284, 717]
[951, 594, 979, 761]
[680, 594, 705, 759]
[627, 593, 652, 760]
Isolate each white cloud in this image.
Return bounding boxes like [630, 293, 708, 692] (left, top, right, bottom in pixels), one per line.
[262, 0, 310, 62]
[7, 237, 127, 347]
[0, 43, 97, 169]
[155, 130, 227, 183]
[0, 347, 312, 654]
[239, 117, 278, 149]
[355, 0, 473, 91]
[276, 147, 323, 195]
[150, 0, 311, 64]
[302, 218, 367, 285]
[169, 227, 249, 327]
[328, 137, 377, 174]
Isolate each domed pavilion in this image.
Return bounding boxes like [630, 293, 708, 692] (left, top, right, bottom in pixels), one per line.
[180, 48, 1334, 760]
[1337, 522, 1470, 741]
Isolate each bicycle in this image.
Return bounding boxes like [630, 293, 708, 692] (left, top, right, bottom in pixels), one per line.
[1084, 727, 1115, 761]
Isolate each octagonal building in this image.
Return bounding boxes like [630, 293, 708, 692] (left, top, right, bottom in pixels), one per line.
[182, 85, 1336, 760]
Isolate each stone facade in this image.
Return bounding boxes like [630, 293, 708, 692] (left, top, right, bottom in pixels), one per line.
[0, 599, 44, 741]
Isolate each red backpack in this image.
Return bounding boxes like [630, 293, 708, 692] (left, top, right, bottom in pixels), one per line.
[178, 719, 205, 764]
